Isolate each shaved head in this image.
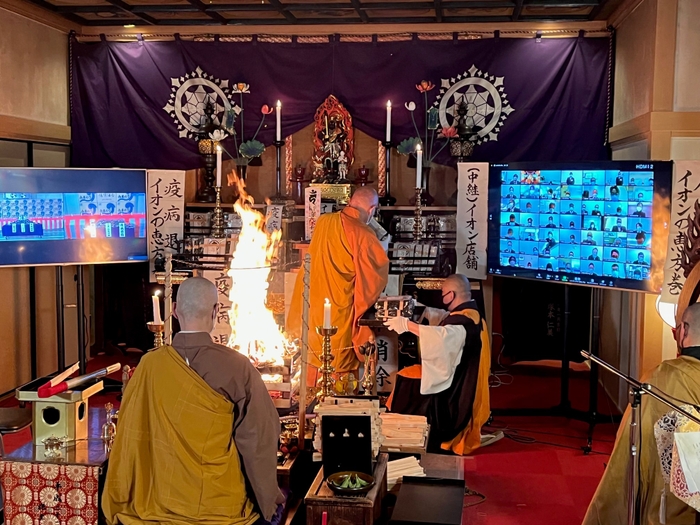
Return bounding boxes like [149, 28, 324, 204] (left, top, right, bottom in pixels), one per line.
[348, 187, 379, 223]
[681, 303, 700, 347]
[350, 187, 379, 209]
[440, 274, 472, 310]
[174, 277, 218, 333]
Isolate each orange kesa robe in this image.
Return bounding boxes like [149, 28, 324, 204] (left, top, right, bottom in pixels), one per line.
[288, 206, 389, 378]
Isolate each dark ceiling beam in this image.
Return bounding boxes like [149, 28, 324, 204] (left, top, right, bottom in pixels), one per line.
[434, 0, 442, 22]
[529, 0, 598, 5]
[82, 14, 525, 25]
[512, 0, 523, 20]
[349, 0, 369, 22]
[265, 0, 299, 23]
[102, 0, 158, 24]
[207, 1, 512, 11]
[185, 0, 229, 23]
[23, 0, 89, 25]
[80, 18, 150, 25]
[519, 13, 591, 19]
[131, 5, 201, 12]
[588, 0, 612, 19]
[56, 5, 122, 13]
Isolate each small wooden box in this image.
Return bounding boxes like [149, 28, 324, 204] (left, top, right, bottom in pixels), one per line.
[305, 453, 388, 525]
[16, 379, 104, 445]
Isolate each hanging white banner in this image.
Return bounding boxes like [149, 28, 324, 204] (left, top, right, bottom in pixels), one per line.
[266, 204, 284, 234]
[203, 269, 232, 346]
[305, 186, 321, 240]
[147, 170, 185, 282]
[661, 161, 700, 303]
[455, 162, 490, 280]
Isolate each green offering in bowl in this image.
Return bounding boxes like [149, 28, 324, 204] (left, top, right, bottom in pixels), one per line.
[326, 471, 375, 495]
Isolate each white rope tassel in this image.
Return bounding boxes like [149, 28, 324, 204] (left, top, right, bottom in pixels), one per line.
[165, 252, 173, 345]
[299, 253, 311, 446]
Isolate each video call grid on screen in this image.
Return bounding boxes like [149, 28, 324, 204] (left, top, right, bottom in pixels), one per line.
[487, 162, 671, 292]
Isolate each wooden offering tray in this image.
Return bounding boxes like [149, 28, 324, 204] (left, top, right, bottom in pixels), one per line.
[305, 453, 387, 525]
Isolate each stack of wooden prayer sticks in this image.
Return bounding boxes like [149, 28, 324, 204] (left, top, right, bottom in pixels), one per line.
[386, 456, 426, 490]
[379, 413, 429, 450]
[258, 353, 299, 409]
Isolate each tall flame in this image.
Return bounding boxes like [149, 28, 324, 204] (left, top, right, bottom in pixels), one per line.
[227, 172, 289, 365]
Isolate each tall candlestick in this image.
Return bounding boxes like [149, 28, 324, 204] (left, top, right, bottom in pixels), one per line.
[216, 144, 222, 187]
[152, 291, 162, 325]
[276, 100, 282, 142]
[415, 143, 423, 188]
[385, 101, 392, 142]
[323, 298, 332, 329]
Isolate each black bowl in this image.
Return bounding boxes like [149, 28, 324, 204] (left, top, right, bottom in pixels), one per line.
[326, 471, 375, 495]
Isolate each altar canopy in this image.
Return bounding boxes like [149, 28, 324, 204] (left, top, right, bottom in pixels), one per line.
[71, 35, 610, 169]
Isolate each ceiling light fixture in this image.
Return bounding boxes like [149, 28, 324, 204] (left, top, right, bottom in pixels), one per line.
[124, 24, 136, 27]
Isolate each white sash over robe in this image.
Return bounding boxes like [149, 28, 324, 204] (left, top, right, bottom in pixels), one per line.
[417, 307, 467, 395]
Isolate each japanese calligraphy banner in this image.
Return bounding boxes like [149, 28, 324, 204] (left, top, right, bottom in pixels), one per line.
[456, 163, 490, 280]
[266, 204, 284, 234]
[147, 170, 185, 281]
[374, 328, 398, 394]
[357, 328, 398, 394]
[203, 269, 232, 346]
[661, 161, 700, 303]
[305, 186, 321, 241]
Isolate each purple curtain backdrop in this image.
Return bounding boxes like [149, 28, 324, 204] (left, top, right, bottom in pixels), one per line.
[71, 35, 610, 169]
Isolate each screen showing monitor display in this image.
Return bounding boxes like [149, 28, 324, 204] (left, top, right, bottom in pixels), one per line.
[0, 169, 148, 267]
[487, 162, 672, 292]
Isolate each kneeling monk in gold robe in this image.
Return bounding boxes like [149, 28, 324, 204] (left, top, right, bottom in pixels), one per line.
[384, 274, 491, 455]
[103, 277, 283, 525]
[583, 303, 700, 525]
[288, 187, 389, 384]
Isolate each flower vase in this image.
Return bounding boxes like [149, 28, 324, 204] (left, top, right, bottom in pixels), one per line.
[409, 167, 434, 206]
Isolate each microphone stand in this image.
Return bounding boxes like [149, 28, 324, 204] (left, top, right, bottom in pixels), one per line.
[581, 350, 700, 525]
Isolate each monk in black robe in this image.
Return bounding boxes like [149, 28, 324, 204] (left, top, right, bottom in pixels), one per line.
[384, 274, 492, 455]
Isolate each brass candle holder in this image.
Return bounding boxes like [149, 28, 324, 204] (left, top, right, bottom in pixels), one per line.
[147, 322, 165, 349]
[211, 186, 225, 238]
[315, 326, 338, 401]
[413, 187, 423, 241]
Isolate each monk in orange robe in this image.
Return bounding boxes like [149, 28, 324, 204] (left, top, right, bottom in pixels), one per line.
[288, 187, 389, 385]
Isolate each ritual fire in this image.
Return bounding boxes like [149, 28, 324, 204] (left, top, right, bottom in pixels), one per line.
[226, 173, 294, 366]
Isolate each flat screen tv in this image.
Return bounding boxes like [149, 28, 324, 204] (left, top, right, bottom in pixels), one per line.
[0, 168, 148, 267]
[487, 161, 673, 292]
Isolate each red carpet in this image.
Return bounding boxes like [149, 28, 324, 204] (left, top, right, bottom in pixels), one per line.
[461, 363, 619, 525]
[2, 353, 620, 525]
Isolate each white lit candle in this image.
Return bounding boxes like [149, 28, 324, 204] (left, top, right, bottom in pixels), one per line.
[385, 101, 392, 142]
[152, 291, 162, 325]
[276, 100, 282, 142]
[216, 144, 222, 187]
[323, 298, 332, 329]
[415, 143, 423, 189]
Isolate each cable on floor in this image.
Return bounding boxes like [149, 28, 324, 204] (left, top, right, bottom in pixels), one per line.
[464, 486, 487, 508]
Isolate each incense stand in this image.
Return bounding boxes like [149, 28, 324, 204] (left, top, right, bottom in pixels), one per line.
[147, 322, 165, 348]
[315, 326, 337, 401]
[379, 140, 396, 206]
[413, 187, 423, 241]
